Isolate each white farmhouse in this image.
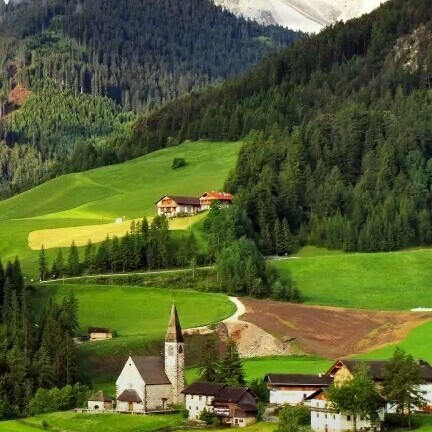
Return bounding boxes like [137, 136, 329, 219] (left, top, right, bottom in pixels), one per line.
[114, 304, 185, 412]
[264, 373, 333, 405]
[305, 388, 385, 432]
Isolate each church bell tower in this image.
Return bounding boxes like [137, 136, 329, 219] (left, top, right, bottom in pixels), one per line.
[164, 304, 185, 403]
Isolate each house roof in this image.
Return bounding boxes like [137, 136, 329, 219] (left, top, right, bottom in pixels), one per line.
[213, 386, 254, 403]
[201, 191, 234, 202]
[236, 403, 258, 412]
[182, 382, 227, 396]
[328, 359, 432, 381]
[304, 388, 325, 401]
[88, 390, 113, 402]
[131, 356, 171, 385]
[88, 327, 110, 334]
[165, 304, 184, 343]
[265, 373, 333, 386]
[156, 195, 200, 206]
[117, 389, 142, 403]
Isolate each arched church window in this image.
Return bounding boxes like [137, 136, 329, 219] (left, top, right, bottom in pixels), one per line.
[168, 345, 174, 356]
[178, 345, 183, 354]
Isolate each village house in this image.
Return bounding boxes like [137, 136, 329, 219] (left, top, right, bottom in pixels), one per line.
[183, 382, 258, 428]
[199, 191, 234, 210]
[264, 373, 333, 405]
[156, 195, 201, 217]
[88, 327, 112, 341]
[88, 304, 185, 413]
[304, 388, 385, 432]
[327, 359, 432, 412]
[87, 391, 114, 411]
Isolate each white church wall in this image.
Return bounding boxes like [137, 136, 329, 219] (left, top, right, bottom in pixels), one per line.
[116, 357, 145, 400]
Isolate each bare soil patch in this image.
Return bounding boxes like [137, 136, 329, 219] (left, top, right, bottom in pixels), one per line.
[241, 299, 432, 358]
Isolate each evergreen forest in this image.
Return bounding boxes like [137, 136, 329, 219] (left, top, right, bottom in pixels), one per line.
[135, 0, 432, 252]
[0, 0, 300, 198]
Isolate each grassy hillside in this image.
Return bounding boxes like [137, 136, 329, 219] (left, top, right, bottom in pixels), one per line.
[186, 355, 332, 384]
[358, 320, 432, 363]
[34, 284, 235, 341]
[273, 248, 432, 310]
[0, 141, 241, 276]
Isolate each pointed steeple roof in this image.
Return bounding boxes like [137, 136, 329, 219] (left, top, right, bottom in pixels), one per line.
[165, 303, 184, 343]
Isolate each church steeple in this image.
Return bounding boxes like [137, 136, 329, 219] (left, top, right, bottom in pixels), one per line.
[164, 304, 185, 403]
[165, 303, 184, 343]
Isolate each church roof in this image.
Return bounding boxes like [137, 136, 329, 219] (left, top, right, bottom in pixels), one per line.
[165, 304, 184, 343]
[117, 389, 142, 403]
[88, 390, 113, 402]
[131, 356, 171, 385]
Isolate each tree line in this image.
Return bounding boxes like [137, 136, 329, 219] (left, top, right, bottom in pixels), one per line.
[131, 0, 432, 253]
[39, 207, 301, 302]
[0, 257, 83, 419]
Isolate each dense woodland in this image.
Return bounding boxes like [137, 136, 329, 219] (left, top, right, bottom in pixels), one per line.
[0, 257, 87, 419]
[0, 0, 300, 198]
[39, 208, 300, 301]
[135, 0, 432, 252]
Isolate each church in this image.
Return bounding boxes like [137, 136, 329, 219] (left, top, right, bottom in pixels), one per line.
[88, 304, 185, 413]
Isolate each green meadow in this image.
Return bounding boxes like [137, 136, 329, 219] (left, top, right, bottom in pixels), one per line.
[186, 356, 333, 384]
[274, 248, 432, 310]
[0, 140, 241, 276]
[34, 283, 235, 346]
[358, 320, 432, 362]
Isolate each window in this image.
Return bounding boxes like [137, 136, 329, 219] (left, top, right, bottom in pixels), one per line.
[333, 415, 336, 420]
[325, 414, 328, 419]
[303, 393, 307, 399]
[199, 396, 202, 401]
[189, 406, 191, 410]
[347, 416, 352, 421]
[179, 345, 183, 354]
[317, 413, 319, 418]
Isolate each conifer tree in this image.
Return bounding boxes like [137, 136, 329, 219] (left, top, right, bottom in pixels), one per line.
[198, 336, 219, 382]
[382, 348, 426, 428]
[218, 337, 246, 386]
[38, 246, 48, 281]
[67, 241, 80, 276]
[282, 218, 295, 255]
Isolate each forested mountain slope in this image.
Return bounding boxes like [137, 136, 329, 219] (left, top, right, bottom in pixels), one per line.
[0, 0, 300, 198]
[135, 0, 432, 252]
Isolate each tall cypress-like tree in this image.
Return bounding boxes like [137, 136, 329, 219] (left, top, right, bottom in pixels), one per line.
[218, 337, 246, 386]
[38, 246, 48, 281]
[67, 241, 80, 276]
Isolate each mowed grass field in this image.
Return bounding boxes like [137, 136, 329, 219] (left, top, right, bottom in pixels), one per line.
[274, 248, 432, 310]
[34, 284, 235, 343]
[1, 414, 275, 432]
[0, 141, 241, 276]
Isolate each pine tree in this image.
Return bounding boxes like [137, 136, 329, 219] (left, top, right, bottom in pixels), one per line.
[282, 218, 295, 255]
[198, 336, 219, 382]
[274, 219, 284, 256]
[218, 337, 246, 386]
[38, 246, 48, 281]
[67, 241, 80, 276]
[382, 348, 426, 428]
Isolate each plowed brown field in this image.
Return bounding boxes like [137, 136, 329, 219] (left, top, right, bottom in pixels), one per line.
[241, 299, 432, 358]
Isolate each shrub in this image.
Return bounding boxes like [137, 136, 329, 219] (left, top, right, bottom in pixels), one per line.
[172, 157, 187, 169]
[41, 420, 49, 430]
[199, 408, 219, 425]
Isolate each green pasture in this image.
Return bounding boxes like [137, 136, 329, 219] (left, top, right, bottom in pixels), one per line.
[274, 248, 432, 310]
[34, 284, 235, 342]
[357, 320, 432, 362]
[0, 141, 241, 276]
[186, 355, 333, 384]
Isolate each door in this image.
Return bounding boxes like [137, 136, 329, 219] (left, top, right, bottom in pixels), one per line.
[128, 402, 133, 412]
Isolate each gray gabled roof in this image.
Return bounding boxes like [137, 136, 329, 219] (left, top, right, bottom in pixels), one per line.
[131, 356, 171, 385]
[88, 390, 113, 402]
[265, 373, 333, 386]
[182, 382, 227, 396]
[117, 389, 142, 403]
